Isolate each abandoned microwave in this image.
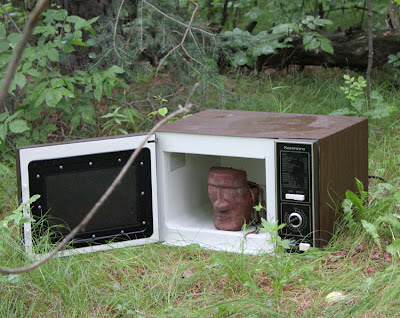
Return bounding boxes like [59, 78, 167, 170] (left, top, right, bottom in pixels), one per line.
[16, 110, 368, 256]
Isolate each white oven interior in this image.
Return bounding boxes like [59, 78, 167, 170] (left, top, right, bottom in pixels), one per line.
[156, 132, 276, 254]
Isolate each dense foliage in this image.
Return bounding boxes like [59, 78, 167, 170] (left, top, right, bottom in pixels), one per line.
[0, 1, 400, 315]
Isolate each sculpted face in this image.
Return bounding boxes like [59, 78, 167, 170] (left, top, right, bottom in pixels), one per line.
[208, 167, 258, 231]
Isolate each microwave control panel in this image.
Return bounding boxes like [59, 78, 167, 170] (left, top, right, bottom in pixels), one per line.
[276, 142, 315, 250]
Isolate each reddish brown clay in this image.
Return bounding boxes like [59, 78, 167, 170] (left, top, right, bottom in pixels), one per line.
[208, 167, 259, 231]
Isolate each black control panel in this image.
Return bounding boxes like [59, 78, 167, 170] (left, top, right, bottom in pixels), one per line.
[277, 142, 315, 250]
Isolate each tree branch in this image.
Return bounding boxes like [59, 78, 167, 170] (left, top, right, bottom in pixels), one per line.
[0, 84, 198, 275]
[0, 2, 22, 34]
[142, 0, 213, 37]
[113, 0, 125, 60]
[0, 0, 49, 109]
[366, 0, 373, 104]
[156, 0, 199, 75]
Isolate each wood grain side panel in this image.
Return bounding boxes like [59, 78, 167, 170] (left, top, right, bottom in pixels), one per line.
[317, 119, 368, 247]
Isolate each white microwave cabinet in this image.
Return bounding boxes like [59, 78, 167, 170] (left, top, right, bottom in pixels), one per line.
[17, 109, 368, 256]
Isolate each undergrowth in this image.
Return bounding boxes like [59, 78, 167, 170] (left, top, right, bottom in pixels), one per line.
[0, 67, 399, 316]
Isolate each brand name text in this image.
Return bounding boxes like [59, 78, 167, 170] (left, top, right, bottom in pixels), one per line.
[283, 145, 306, 151]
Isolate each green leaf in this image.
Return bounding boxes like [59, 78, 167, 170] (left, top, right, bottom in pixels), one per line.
[302, 34, 313, 45]
[233, 51, 248, 66]
[103, 82, 112, 99]
[0, 123, 7, 141]
[9, 120, 30, 134]
[320, 40, 334, 54]
[314, 18, 332, 26]
[80, 105, 95, 125]
[158, 107, 168, 117]
[50, 78, 65, 88]
[0, 51, 11, 67]
[94, 85, 102, 101]
[45, 89, 63, 107]
[92, 72, 104, 86]
[279, 238, 292, 249]
[14, 73, 26, 89]
[307, 22, 316, 30]
[361, 220, 381, 250]
[124, 108, 143, 121]
[88, 16, 100, 25]
[342, 198, 356, 226]
[47, 48, 59, 62]
[272, 23, 297, 34]
[42, 123, 57, 133]
[307, 38, 320, 50]
[253, 44, 276, 56]
[0, 25, 6, 40]
[4, 110, 23, 124]
[355, 178, 368, 201]
[0, 40, 10, 53]
[0, 112, 9, 122]
[70, 39, 88, 47]
[108, 65, 124, 74]
[57, 87, 74, 98]
[7, 33, 20, 48]
[345, 190, 365, 212]
[25, 68, 43, 78]
[23, 107, 41, 121]
[386, 239, 400, 255]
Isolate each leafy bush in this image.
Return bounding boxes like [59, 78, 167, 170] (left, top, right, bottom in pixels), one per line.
[221, 16, 333, 68]
[0, 8, 128, 150]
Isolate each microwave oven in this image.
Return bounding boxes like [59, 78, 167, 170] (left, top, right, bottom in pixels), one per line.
[17, 109, 368, 256]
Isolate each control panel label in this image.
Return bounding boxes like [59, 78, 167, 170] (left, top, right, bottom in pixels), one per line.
[278, 143, 311, 203]
[276, 142, 314, 247]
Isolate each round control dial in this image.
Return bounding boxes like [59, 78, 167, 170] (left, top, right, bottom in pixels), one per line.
[288, 212, 303, 228]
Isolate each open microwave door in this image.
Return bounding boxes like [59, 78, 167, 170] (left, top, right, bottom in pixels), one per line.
[16, 134, 159, 257]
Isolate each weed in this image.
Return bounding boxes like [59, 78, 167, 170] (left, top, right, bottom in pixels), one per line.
[330, 75, 399, 119]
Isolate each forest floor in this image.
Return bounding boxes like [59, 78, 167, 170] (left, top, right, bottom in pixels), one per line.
[1, 68, 400, 317]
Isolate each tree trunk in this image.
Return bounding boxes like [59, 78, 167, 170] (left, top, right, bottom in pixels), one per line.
[388, 0, 400, 29]
[256, 29, 400, 71]
[49, 0, 113, 21]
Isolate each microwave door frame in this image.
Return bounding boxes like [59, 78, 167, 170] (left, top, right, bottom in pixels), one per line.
[16, 134, 160, 258]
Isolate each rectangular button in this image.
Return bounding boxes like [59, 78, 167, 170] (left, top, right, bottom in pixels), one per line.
[285, 193, 305, 201]
[299, 243, 311, 251]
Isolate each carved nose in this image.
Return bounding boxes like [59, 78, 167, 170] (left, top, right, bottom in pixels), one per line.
[214, 191, 230, 212]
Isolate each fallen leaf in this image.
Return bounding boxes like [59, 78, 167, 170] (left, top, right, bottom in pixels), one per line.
[325, 291, 347, 303]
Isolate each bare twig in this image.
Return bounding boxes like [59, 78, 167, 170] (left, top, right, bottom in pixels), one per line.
[142, 0, 213, 37]
[366, 0, 373, 105]
[139, 0, 144, 50]
[0, 84, 198, 275]
[156, 0, 199, 75]
[0, 2, 22, 34]
[0, 0, 49, 109]
[113, 0, 125, 60]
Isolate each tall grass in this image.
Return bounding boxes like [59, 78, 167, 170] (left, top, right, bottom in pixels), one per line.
[1, 70, 400, 317]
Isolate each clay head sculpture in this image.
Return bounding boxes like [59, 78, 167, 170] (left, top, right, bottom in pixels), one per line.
[208, 167, 259, 231]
